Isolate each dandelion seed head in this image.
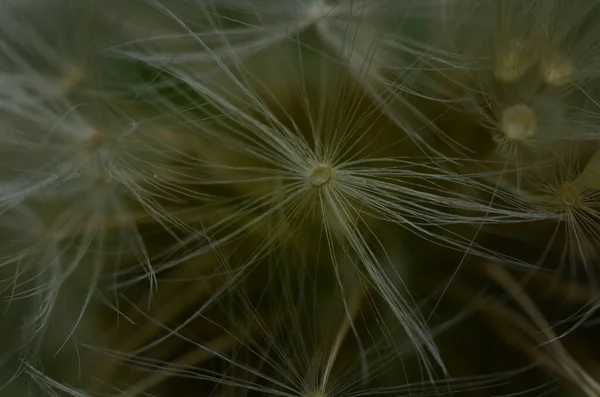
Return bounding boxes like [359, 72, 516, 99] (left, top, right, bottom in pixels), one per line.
[557, 184, 581, 208]
[310, 164, 334, 187]
[540, 54, 575, 86]
[501, 104, 537, 141]
[494, 40, 533, 82]
[500, 148, 600, 286]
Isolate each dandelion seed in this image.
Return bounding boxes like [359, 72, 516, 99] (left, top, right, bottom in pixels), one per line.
[540, 54, 576, 86]
[532, 0, 600, 88]
[501, 104, 537, 141]
[138, 27, 564, 379]
[310, 164, 334, 187]
[494, 40, 535, 83]
[557, 184, 581, 208]
[0, 0, 144, 103]
[499, 148, 600, 289]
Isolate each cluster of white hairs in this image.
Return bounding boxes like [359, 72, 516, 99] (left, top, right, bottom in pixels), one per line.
[1, 0, 600, 396]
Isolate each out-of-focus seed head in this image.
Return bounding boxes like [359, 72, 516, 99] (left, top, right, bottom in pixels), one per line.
[501, 104, 537, 141]
[540, 53, 576, 86]
[556, 183, 582, 208]
[494, 39, 536, 83]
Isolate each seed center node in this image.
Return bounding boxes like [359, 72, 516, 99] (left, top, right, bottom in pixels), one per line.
[501, 104, 537, 141]
[540, 55, 574, 86]
[310, 164, 333, 187]
[558, 185, 580, 208]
